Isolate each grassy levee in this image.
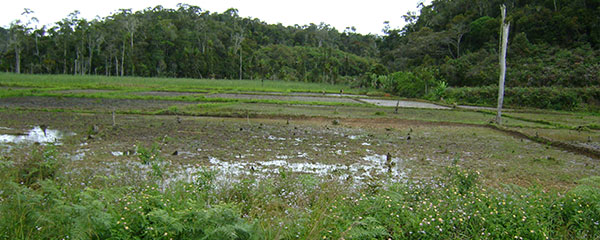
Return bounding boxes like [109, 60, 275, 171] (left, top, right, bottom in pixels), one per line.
[0, 73, 363, 94]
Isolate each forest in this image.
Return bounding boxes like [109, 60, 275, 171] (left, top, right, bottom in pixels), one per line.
[0, 0, 599, 91]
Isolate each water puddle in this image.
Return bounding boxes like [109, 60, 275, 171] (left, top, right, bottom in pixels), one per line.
[164, 154, 408, 187]
[111, 151, 124, 156]
[268, 135, 287, 141]
[69, 149, 89, 161]
[0, 126, 73, 145]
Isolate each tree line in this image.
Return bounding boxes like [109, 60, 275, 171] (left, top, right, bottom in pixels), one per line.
[0, 4, 378, 84]
[1, 1, 599, 89]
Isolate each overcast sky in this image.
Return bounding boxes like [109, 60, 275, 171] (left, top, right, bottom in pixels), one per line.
[1, 0, 428, 35]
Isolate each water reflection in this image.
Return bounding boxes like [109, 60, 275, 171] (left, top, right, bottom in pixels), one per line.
[0, 126, 71, 145]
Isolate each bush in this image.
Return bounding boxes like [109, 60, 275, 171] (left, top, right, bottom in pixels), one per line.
[444, 86, 600, 111]
[371, 67, 441, 98]
[14, 144, 62, 188]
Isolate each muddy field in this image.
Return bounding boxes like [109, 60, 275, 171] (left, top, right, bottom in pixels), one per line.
[0, 96, 195, 112]
[0, 102, 597, 190]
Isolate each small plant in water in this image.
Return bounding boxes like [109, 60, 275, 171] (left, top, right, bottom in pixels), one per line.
[137, 143, 165, 178]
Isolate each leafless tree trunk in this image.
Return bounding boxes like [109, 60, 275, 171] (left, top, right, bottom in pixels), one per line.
[121, 41, 125, 76]
[130, 31, 134, 76]
[63, 45, 67, 74]
[88, 38, 94, 75]
[233, 32, 244, 80]
[123, 15, 138, 76]
[239, 47, 243, 80]
[14, 45, 20, 74]
[496, 5, 510, 125]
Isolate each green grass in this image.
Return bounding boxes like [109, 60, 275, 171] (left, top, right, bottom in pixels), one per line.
[507, 111, 600, 130]
[1, 148, 598, 239]
[0, 73, 364, 94]
[0, 89, 366, 109]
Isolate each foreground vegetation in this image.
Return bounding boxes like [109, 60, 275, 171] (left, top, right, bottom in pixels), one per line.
[1, 145, 598, 239]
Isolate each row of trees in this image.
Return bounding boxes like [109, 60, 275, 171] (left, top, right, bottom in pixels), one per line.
[0, 4, 378, 83]
[1, 1, 599, 88]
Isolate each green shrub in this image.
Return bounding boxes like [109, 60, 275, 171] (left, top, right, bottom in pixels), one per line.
[14, 145, 62, 188]
[445, 86, 600, 111]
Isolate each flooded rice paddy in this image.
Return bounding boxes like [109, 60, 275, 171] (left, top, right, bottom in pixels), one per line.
[0, 109, 597, 191]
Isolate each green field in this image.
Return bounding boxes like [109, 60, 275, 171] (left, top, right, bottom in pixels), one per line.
[0, 74, 599, 239]
[0, 73, 368, 94]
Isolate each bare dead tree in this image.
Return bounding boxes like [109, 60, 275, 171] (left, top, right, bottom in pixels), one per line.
[496, 5, 510, 125]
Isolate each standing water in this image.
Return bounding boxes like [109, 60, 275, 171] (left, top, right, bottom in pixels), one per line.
[0, 126, 72, 145]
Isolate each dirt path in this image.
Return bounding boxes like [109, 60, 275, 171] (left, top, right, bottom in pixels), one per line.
[459, 105, 503, 111]
[358, 99, 451, 109]
[205, 93, 362, 104]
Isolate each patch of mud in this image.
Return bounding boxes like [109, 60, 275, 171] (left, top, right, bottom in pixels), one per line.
[53, 89, 115, 94]
[0, 126, 73, 145]
[206, 93, 361, 104]
[574, 142, 600, 152]
[0, 96, 195, 112]
[288, 92, 369, 98]
[359, 99, 450, 109]
[132, 91, 205, 97]
[0, 86, 33, 90]
[242, 91, 368, 98]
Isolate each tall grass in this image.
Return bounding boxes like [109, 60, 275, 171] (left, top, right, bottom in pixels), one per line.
[0, 147, 599, 239]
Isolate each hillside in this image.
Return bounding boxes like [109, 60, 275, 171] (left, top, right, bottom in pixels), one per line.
[379, 0, 600, 88]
